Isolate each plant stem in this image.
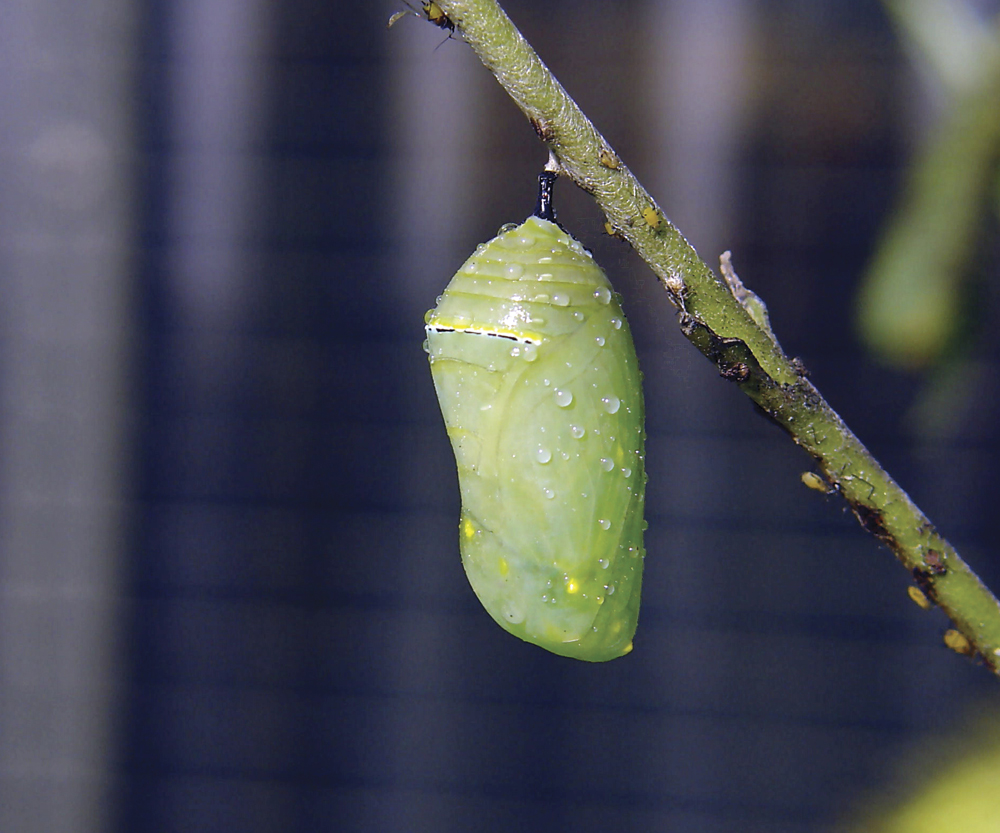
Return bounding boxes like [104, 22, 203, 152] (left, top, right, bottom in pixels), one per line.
[426, 0, 1000, 676]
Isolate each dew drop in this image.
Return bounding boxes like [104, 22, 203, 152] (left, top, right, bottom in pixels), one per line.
[530, 316, 546, 326]
[505, 261, 524, 278]
[601, 395, 621, 414]
[543, 488, 556, 499]
[552, 292, 570, 307]
[597, 558, 609, 570]
[498, 222, 518, 234]
[509, 345, 521, 357]
[606, 584, 616, 595]
[533, 293, 551, 304]
[599, 457, 614, 472]
[621, 466, 632, 478]
[535, 447, 552, 464]
[424, 309, 435, 324]
[514, 233, 535, 249]
[570, 425, 585, 439]
[538, 256, 553, 264]
[554, 389, 573, 407]
[593, 286, 612, 305]
[610, 317, 622, 330]
[422, 339, 430, 354]
[541, 594, 549, 602]
[598, 519, 612, 530]
[522, 344, 539, 362]
[572, 311, 586, 322]
[560, 451, 569, 460]
[464, 262, 479, 274]
[504, 607, 525, 624]
[595, 336, 605, 347]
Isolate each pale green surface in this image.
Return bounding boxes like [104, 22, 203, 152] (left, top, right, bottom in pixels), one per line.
[427, 217, 645, 661]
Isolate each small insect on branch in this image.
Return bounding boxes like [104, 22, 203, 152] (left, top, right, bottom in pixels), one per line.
[388, 1, 456, 35]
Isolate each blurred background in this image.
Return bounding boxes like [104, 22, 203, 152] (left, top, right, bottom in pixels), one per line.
[1, 0, 999, 831]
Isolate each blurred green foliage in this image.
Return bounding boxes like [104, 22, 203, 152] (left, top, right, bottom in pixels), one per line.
[856, 1, 1000, 372]
[838, 704, 1000, 833]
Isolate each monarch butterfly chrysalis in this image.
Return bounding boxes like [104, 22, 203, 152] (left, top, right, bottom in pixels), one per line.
[425, 173, 646, 662]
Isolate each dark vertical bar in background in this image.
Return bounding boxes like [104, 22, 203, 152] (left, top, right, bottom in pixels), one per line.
[119, 0, 404, 830]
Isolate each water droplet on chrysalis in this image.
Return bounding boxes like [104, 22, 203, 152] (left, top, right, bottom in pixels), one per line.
[593, 286, 612, 305]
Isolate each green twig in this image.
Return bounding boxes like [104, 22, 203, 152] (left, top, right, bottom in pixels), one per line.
[420, 0, 1000, 675]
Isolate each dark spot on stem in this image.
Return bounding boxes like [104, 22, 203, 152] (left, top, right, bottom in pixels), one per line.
[720, 362, 750, 382]
[924, 548, 947, 575]
[530, 117, 556, 144]
[851, 503, 893, 546]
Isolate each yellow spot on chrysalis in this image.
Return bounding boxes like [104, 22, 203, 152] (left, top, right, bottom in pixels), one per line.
[462, 517, 476, 540]
[566, 579, 579, 594]
[621, 641, 633, 655]
[908, 585, 932, 610]
[642, 206, 661, 230]
[499, 558, 509, 577]
[944, 629, 974, 656]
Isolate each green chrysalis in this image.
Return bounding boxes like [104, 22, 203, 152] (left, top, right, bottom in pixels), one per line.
[425, 175, 646, 662]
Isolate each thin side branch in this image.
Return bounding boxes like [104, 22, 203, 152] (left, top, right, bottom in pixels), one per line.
[424, 0, 1000, 675]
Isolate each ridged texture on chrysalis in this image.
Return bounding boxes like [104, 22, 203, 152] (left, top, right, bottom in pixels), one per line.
[425, 216, 646, 662]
